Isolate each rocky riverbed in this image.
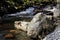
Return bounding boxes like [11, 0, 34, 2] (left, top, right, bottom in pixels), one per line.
[0, 17, 56, 40]
[0, 4, 60, 40]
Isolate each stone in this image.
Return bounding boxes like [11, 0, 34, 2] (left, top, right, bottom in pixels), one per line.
[14, 21, 29, 31]
[4, 33, 14, 39]
[14, 13, 53, 38]
[43, 25, 60, 40]
[27, 13, 47, 37]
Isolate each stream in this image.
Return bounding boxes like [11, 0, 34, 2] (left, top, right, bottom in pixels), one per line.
[0, 5, 58, 40]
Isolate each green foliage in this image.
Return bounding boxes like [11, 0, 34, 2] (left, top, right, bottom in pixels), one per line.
[4, 0, 56, 9]
[1, 0, 56, 9]
[0, 0, 56, 15]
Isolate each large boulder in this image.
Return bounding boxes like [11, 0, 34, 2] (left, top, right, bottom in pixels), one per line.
[14, 12, 53, 38]
[27, 13, 47, 37]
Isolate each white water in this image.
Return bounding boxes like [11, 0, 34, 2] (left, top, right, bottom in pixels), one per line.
[44, 6, 56, 12]
[4, 7, 34, 17]
[43, 25, 60, 40]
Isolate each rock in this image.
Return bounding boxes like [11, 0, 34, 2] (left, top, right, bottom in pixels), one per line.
[10, 30, 16, 33]
[4, 33, 14, 39]
[14, 12, 53, 38]
[53, 9, 60, 17]
[27, 13, 47, 37]
[9, 30, 19, 35]
[43, 25, 60, 40]
[14, 21, 29, 31]
[16, 30, 32, 40]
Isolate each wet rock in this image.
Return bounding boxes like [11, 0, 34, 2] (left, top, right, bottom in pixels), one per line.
[9, 30, 20, 35]
[4, 33, 14, 39]
[14, 12, 53, 38]
[16, 30, 32, 40]
[43, 25, 60, 40]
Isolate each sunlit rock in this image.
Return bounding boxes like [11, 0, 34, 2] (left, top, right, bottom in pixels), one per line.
[27, 13, 47, 37]
[14, 21, 29, 31]
[53, 9, 60, 17]
[14, 12, 53, 38]
[44, 6, 60, 17]
[3, 7, 35, 17]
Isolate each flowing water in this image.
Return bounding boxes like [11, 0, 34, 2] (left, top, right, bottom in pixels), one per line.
[0, 5, 59, 40]
[3, 7, 35, 18]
